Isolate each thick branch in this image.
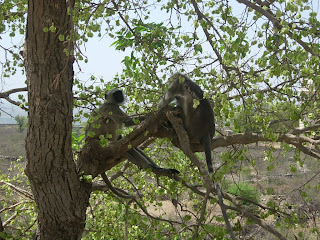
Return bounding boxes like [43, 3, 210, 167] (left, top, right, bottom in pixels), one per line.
[78, 108, 170, 177]
[290, 124, 320, 135]
[186, 131, 320, 160]
[166, 112, 286, 240]
[80, 108, 320, 177]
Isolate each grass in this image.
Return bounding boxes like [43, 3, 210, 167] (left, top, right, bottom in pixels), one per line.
[0, 124, 26, 157]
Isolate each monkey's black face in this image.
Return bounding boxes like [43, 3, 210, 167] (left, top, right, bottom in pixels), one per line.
[113, 90, 125, 103]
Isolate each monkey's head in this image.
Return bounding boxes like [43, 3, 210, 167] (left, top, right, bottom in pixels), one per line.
[105, 89, 125, 105]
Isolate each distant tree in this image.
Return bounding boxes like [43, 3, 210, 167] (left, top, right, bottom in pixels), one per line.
[14, 115, 27, 133]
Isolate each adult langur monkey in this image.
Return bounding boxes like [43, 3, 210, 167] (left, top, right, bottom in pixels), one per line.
[158, 73, 235, 240]
[85, 89, 179, 198]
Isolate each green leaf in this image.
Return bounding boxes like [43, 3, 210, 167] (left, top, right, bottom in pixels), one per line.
[49, 25, 56, 32]
[58, 34, 65, 41]
[290, 165, 297, 173]
[183, 215, 192, 221]
[193, 99, 200, 108]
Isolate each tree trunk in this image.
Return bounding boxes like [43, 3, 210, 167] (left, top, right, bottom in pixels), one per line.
[25, 1, 90, 239]
[0, 215, 4, 240]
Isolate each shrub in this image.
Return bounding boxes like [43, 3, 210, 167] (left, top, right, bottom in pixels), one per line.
[228, 182, 261, 214]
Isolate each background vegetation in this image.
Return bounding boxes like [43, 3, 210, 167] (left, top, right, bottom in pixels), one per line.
[0, 0, 320, 239]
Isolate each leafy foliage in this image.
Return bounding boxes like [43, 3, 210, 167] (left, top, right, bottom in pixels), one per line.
[1, 0, 320, 239]
[0, 157, 36, 239]
[228, 182, 261, 213]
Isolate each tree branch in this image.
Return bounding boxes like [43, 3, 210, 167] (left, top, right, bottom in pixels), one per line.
[166, 112, 286, 240]
[0, 87, 28, 111]
[80, 107, 320, 178]
[237, 0, 319, 57]
[78, 108, 170, 177]
[0, 87, 27, 97]
[0, 181, 34, 200]
[85, 107, 305, 239]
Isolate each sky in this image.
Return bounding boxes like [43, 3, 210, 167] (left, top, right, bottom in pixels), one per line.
[0, 30, 128, 123]
[0, 1, 319, 123]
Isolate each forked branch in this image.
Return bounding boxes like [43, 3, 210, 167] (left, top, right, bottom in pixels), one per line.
[0, 87, 28, 111]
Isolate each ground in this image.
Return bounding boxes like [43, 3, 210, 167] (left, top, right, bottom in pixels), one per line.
[1, 124, 320, 239]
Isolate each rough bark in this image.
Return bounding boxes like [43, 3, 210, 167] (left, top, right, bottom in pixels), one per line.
[25, 1, 90, 239]
[0, 216, 4, 240]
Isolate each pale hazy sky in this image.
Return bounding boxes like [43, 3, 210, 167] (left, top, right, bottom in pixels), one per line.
[0, 1, 319, 122]
[0, 31, 128, 122]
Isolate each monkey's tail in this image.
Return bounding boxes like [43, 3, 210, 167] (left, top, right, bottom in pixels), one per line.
[203, 133, 214, 174]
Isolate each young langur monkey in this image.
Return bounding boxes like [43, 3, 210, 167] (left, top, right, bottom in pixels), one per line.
[158, 73, 235, 240]
[85, 89, 179, 198]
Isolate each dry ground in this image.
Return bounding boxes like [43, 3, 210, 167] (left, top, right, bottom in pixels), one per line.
[1, 124, 320, 239]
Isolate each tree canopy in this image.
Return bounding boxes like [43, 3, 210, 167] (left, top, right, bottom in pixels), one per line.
[0, 0, 320, 239]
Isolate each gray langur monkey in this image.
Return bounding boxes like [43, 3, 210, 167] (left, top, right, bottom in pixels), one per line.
[158, 73, 235, 240]
[85, 89, 179, 177]
[158, 72, 215, 174]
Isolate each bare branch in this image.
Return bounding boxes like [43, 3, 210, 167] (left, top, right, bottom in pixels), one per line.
[131, 198, 183, 225]
[223, 192, 287, 240]
[0, 87, 27, 97]
[100, 173, 136, 199]
[0, 87, 28, 111]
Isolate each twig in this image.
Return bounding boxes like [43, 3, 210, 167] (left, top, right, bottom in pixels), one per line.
[192, 190, 210, 239]
[3, 207, 27, 227]
[100, 173, 135, 199]
[109, 160, 130, 181]
[0, 201, 32, 214]
[0, 181, 33, 200]
[124, 202, 130, 240]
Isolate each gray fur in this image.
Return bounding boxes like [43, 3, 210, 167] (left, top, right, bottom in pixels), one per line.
[86, 88, 179, 175]
[158, 73, 215, 173]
